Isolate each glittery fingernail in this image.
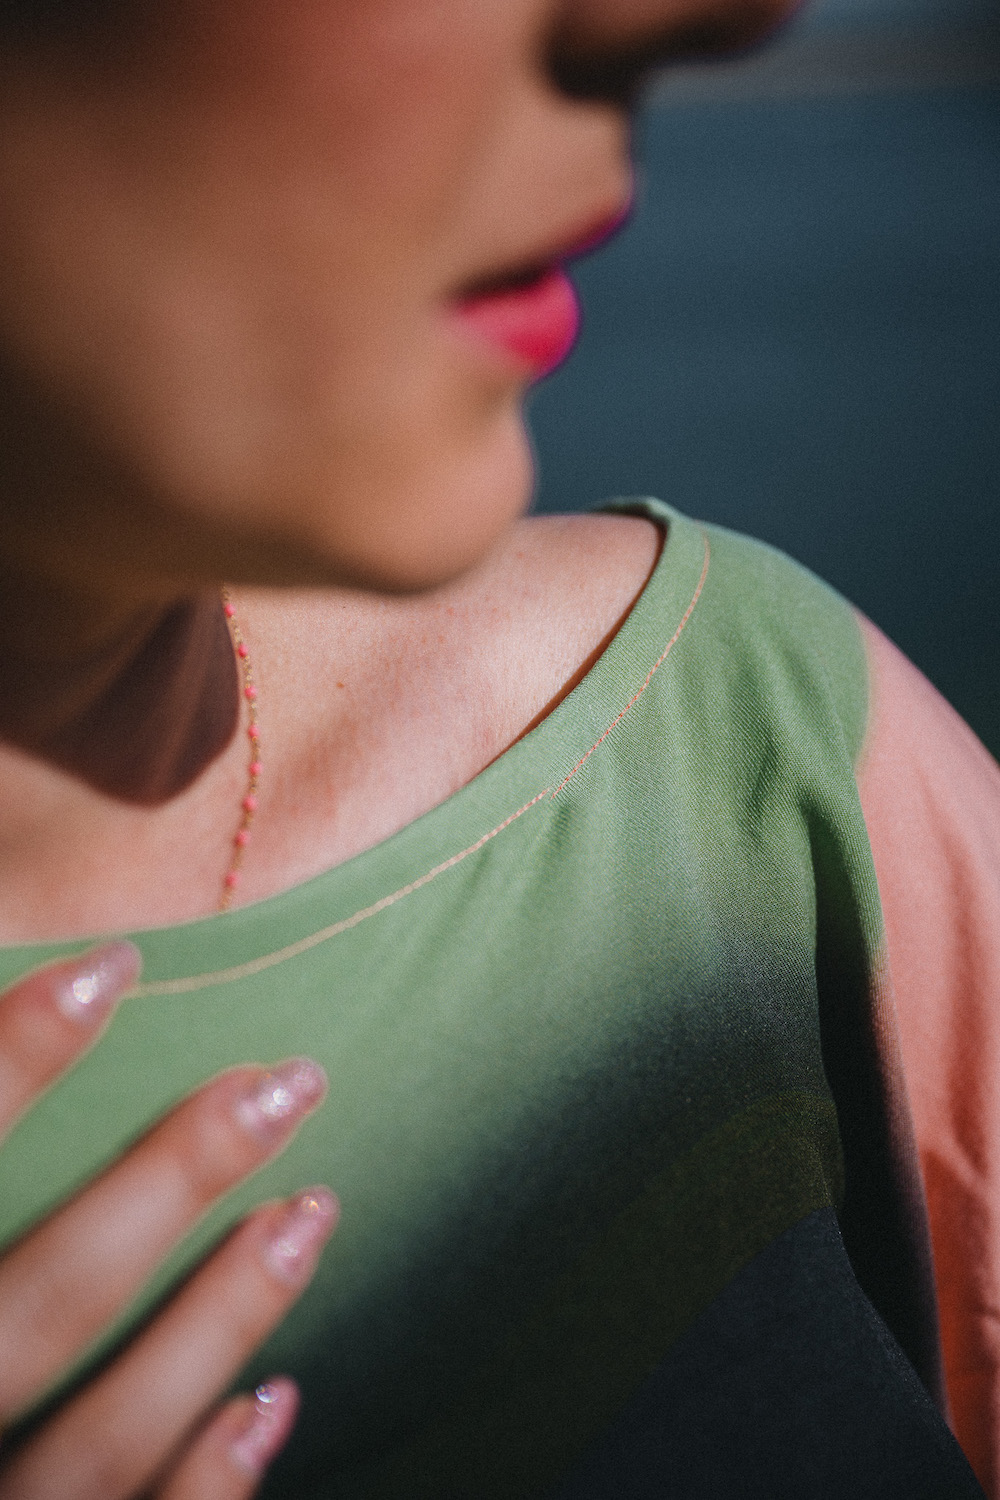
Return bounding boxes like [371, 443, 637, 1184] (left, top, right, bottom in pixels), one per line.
[229, 1378, 299, 1477]
[235, 1058, 328, 1144]
[263, 1187, 338, 1286]
[53, 941, 142, 1025]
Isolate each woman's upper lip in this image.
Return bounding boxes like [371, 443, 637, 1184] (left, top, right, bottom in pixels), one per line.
[453, 196, 632, 303]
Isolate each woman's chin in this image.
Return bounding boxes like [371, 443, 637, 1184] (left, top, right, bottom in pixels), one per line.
[46, 393, 538, 599]
[295, 404, 538, 596]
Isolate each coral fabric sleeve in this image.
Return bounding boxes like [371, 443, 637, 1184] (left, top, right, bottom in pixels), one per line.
[858, 615, 1000, 1496]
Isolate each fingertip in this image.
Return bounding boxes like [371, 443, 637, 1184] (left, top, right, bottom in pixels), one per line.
[228, 1377, 300, 1478]
[156, 1379, 301, 1498]
[232, 1057, 328, 1148]
[52, 940, 143, 1025]
[261, 1186, 339, 1288]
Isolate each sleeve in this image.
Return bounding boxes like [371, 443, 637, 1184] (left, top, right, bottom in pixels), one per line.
[857, 614, 1000, 1497]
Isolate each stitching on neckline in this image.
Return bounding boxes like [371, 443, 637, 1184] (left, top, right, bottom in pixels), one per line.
[131, 528, 710, 998]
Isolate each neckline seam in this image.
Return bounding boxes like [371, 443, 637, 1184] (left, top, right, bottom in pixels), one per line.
[129, 525, 710, 998]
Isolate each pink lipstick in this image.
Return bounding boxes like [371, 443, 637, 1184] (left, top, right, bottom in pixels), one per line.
[450, 196, 631, 379]
[452, 265, 581, 379]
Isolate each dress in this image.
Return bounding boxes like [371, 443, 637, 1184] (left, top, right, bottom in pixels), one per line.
[0, 501, 985, 1497]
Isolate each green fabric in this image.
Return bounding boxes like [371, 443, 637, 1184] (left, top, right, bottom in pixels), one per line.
[0, 502, 880, 1496]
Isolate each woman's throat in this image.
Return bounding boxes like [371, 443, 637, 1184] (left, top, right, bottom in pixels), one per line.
[0, 573, 239, 805]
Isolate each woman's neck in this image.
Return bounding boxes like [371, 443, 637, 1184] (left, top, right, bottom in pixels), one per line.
[0, 561, 238, 804]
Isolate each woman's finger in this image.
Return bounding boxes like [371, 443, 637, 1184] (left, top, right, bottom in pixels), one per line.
[0, 943, 140, 1139]
[155, 1379, 300, 1500]
[0, 1191, 337, 1500]
[0, 1060, 327, 1419]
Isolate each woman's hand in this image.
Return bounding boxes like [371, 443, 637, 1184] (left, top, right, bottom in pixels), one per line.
[0, 942, 336, 1500]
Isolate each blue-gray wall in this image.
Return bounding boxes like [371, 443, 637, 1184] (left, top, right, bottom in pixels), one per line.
[529, 0, 1000, 755]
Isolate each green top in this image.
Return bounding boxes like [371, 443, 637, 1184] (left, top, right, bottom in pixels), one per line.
[0, 501, 891, 1496]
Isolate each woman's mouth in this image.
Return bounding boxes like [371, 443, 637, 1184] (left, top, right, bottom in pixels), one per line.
[449, 198, 631, 379]
[448, 198, 631, 380]
[451, 263, 581, 379]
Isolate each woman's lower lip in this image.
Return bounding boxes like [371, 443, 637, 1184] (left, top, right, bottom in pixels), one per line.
[451, 266, 581, 378]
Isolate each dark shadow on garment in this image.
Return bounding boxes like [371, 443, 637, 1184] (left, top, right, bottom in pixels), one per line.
[808, 808, 943, 1407]
[545, 1208, 983, 1499]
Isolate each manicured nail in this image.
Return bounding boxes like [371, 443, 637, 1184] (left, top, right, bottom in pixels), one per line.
[235, 1058, 328, 1144]
[263, 1187, 338, 1286]
[229, 1378, 299, 1478]
[53, 941, 142, 1024]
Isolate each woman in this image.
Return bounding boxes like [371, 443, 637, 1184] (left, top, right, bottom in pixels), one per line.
[1, 0, 999, 1495]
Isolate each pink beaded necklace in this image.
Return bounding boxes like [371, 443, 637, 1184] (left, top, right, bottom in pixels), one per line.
[219, 588, 261, 912]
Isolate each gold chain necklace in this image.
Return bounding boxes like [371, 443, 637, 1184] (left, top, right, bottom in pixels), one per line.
[219, 588, 261, 912]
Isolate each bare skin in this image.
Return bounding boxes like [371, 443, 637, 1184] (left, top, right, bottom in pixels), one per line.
[0, 943, 336, 1497]
[0, 0, 797, 1488]
[0, 512, 662, 940]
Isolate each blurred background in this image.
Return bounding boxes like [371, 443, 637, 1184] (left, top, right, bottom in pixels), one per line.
[529, 0, 1000, 757]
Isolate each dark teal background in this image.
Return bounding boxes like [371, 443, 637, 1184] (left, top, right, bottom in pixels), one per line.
[529, 0, 1000, 757]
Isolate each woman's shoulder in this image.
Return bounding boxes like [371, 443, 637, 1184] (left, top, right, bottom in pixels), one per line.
[509, 504, 869, 696]
[506, 501, 851, 632]
[497, 508, 663, 610]
[484, 508, 664, 687]
[407, 504, 874, 785]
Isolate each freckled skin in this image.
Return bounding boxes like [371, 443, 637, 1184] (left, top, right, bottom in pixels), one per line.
[0, 7, 809, 1488]
[0, 0, 796, 935]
